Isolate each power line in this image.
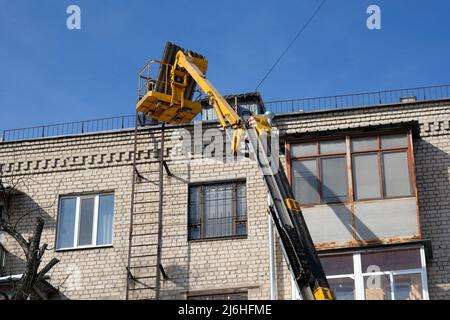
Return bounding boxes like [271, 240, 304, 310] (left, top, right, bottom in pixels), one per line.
[255, 0, 328, 91]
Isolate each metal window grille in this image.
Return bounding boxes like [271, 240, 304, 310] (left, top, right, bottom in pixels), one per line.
[188, 181, 247, 240]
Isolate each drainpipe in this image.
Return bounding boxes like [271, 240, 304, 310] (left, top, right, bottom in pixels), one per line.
[268, 213, 277, 300]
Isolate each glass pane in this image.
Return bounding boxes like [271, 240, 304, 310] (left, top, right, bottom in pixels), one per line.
[188, 186, 201, 225]
[353, 154, 381, 200]
[204, 184, 233, 238]
[97, 194, 114, 245]
[223, 185, 233, 237]
[382, 152, 411, 197]
[292, 160, 319, 205]
[320, 140, 346, 154]
[328, 277, 355, 300]
[236, 183, 247, 236]
[351, 136, 378, 152]
[364, 274, 391, 300]
[321, 157, 348, 203]
[236, 183, 247, 219]
[188, 226, 200, 240]
[320, 254, 353, 275]
[381, 134, 407, 149]
[78, 197, 95, 246]
[203, 185, 214, 238]
[236, 222, 247, 236]
[291, 142, 317, 157]
[361, 249, 421, 273]
[394, 273, 423, 300]
[57, 198, 77, 249]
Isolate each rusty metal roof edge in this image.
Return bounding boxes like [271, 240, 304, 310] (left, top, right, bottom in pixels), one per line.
[279, 120, 421, 141]
[317, 238, 433, 260]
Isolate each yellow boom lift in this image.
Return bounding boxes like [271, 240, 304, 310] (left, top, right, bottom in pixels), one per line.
[136, 43, 334, 300]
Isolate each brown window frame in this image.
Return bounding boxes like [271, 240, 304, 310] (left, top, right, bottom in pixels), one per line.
[289, 137, 349, 205]
[287, 130, 416, 206]
[350, 132, 415, 201]
[188, 180, 247, 241]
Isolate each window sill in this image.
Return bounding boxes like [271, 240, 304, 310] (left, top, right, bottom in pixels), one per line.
[55, 244, 113, 252]
[300, 196, 416, 208]
[188, 235, 247, 243]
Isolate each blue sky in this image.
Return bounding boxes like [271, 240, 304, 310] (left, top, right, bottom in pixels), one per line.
[0, 0, 449, 133]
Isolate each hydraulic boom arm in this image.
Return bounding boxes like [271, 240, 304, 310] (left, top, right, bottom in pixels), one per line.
[136, 45, 334, 300]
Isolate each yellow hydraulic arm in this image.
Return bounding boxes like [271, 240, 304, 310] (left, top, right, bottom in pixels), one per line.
[136, 45, 334, 300]
[137, 49, 270, 154]
[173, 51, 242, 130]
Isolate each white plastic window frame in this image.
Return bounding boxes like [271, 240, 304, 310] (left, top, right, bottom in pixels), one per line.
[56, 193, 114, 251]
[323, 247, 429, 300]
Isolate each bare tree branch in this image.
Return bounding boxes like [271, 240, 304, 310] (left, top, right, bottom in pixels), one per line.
[36, 258, 60, 282]
[0, 218, 29, 255]
[1, 177, 60, 300]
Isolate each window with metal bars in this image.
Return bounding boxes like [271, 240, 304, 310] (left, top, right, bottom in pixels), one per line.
[0, 244, 6, 277]
[188, 181, 247, 240]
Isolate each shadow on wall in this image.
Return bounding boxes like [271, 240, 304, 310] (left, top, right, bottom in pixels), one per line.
[141, 133, 192, 299]
[3, 251, 26, 277]
[413, 138, 450, 298]
[8, 191, 57, 233]
[287, 158, 379, 242]
[1, 252, 69, 300]
[1, 187, 64, 299]
[275, 239, 287, 298]
[2, 190, 57, 271]
[161, 154, 192, 299]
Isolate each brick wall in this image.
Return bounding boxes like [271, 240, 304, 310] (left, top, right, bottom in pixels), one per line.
[0, 99, 449, 299]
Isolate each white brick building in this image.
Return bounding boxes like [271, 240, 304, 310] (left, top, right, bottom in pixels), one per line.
[1, 87, 449, 300]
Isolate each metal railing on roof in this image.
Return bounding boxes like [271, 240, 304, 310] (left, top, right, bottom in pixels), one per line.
[264, 84, 450, 114]
[2, 84, 450, 142]
[1, 115, 136, 142]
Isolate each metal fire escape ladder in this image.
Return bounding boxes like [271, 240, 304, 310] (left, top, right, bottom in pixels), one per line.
[125, 116, 168, 300]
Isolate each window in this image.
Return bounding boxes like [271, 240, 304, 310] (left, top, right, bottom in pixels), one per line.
[291, 140, 348, 205]
[188, 181, 247, 240]
[0, 244, 6, 277]
[188, 291, 248, 300]
[0, 205, 6, 276]
[290, 132, 414, 205]
[56, 194, 114, 250]
[352, 134, 412, 200]
[319, 247, 428, 300]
